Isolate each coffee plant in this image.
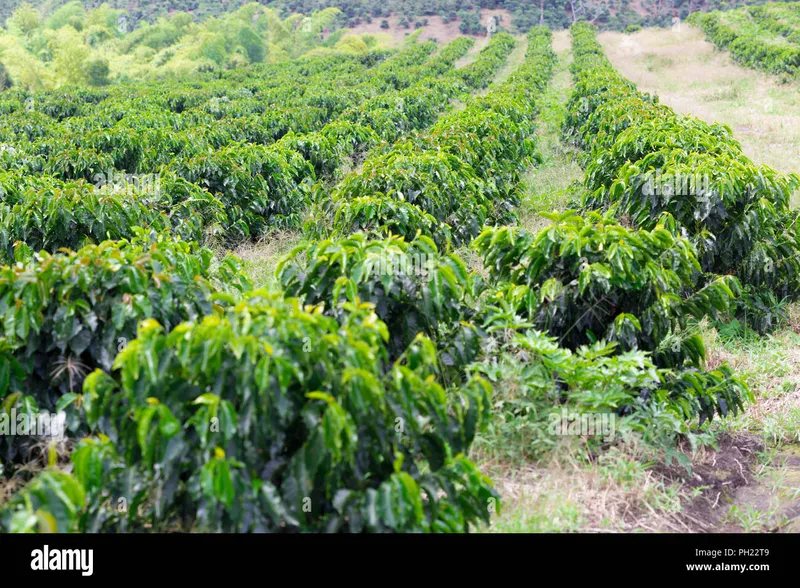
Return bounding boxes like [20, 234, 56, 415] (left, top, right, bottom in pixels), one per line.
[469, 330, 748, 464]
[0, 171, 232, 260]
[565, 22, 800, 333]
[318, 27, 556, 248]
[475, 212, 739, 369]
[0, 229, 250, 429]
[689, 8, 800, 78]
[0, 38, 481, 246]
[2, 296, 497, 533]
[277, 232, 483, 374]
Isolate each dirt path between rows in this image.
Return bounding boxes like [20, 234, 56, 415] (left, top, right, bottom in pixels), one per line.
[658, 435, 800, 532]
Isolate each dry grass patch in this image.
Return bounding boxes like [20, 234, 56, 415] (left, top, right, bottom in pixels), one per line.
[597, 27, 800, 176]
[231, 230, 303, 291]
[700, 308, 800, 447]
[477, 444, 704, 533]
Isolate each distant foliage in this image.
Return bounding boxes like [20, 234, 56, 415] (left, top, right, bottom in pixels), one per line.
[82, 57, 110, 85]
[0, 3, 390, 89]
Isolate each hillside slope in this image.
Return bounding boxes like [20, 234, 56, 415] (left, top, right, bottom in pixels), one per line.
[3, 0, 796, 33]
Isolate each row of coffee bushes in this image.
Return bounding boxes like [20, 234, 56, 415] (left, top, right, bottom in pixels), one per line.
[0, 36, 521, 533]
[688, 9, 800, 77]
[0, 38, 487, 252]
[277, 28, 557, 406]
[281, 25, 753, 472]
[0, 48, 441, 251]
[270, 27, 554, 378]
[2, 292, 497, 533]
[0, 51, 391, 158]
[0, 171, 224, 262]
[473, 214, 748, 429]
[309, 28, 556, 249]
[0, 32, 513, 384]
[453, 25, 758, 459]
[164, 34, 513, 239]
[0, 43, 431, 143]
[0, 36, 511, 264]
[747, 3, 800, 44]
[0, 41, 446, 183]
[0, 253, 499, 531]
[565, 22, 800, 333]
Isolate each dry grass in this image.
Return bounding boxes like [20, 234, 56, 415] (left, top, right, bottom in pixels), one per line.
[1, 436, 75, 508]
[454, 34, 488, 69]
[231, 230, 303, 291]
[702, 312, 800, 447]
[476, 34, 528, 95]
[551, 28, 572, 53]
[597, 26, 800, 177]
[479, 444, 700, 533]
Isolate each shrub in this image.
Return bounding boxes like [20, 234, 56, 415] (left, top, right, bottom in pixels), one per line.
[169, 143, 314, 240]
[0, 232, 250, 413]
[455, 32, 515, 89]
[83, 58, 111, 87]
[0, 63, 12, 91]
[565, 22, 800, 332]
[322, 195, 454, 250]
[330, 146, 502, 246]
[0, 172, 226, 259]
[2, 295, 497, 533]
[317, 28, 555, 250]
[278, 232, 481, 368]
[689, 12, 800, 76]
[469, 330, 748, 464]
[474, 212, 739, 370]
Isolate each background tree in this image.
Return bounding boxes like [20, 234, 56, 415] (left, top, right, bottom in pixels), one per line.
[83, 56, 110, 85]
[0, 62, 13, 90]
[6, 2, 41, 37]
[237, 24, 265, 62]
[45, 1, 86, 30]
[48, 26, 89, 85]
